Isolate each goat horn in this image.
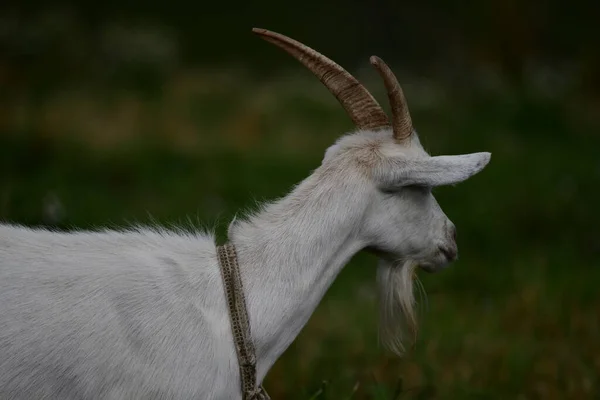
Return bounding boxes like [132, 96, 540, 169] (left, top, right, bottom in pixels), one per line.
[252, 28, 390, 131]
[369, 56, 413, 142]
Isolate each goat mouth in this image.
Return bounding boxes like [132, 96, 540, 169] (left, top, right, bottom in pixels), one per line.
[417, 263, 438, 273]
[365, 247, 451, 273]
[417, 254, 453, 273]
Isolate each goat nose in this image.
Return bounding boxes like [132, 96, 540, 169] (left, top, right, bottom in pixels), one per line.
[449, 224, 457, 241]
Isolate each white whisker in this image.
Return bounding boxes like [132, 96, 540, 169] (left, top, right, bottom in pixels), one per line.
[376, 260, 421, 355]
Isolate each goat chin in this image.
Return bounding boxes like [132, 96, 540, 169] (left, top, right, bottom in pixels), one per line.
[376, 259, 421, 355]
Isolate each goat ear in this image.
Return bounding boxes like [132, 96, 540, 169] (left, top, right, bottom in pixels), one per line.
[375, 152, 491, 189]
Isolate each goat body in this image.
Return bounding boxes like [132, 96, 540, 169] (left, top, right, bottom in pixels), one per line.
[0, 138, 376, 399]
[0, 225, 239, 398]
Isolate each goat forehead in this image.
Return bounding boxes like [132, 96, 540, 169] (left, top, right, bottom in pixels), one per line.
[377, 140, 429, 159]
[326, 130, 430, 161]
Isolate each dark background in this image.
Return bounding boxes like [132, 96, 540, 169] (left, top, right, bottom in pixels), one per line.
[1, 1, 599, 398]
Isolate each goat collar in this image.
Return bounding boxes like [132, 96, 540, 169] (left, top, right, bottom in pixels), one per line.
[216, 242, 270, 400]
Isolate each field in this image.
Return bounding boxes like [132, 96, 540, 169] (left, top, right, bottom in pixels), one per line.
[1, 67, 599, 399]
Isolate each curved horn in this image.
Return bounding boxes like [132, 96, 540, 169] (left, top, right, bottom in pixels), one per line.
[369, 56, 413, 142]
[252, 28, 390, 130]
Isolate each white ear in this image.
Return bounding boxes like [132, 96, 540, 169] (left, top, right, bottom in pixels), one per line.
[375, 152, 491, 189]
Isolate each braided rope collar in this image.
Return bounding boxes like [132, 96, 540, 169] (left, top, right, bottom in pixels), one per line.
[216, 243, 270, 400]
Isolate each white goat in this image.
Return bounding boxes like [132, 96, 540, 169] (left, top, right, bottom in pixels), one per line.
[0, 28, 491, 399]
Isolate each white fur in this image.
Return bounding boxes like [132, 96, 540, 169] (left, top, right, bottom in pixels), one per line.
[0, 128, 490, 399]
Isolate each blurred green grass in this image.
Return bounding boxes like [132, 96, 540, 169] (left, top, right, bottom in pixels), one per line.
[1, 69, 599, 399]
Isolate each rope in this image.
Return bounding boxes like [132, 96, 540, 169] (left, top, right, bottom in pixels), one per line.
[217, 243, 270, 400]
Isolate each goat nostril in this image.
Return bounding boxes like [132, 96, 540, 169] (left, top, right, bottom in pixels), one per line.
[440, 246, 457, 261]
[451, 226, 457, 241]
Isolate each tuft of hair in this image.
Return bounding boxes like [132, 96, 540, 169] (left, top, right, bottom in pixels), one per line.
[376, 260, 421, 355]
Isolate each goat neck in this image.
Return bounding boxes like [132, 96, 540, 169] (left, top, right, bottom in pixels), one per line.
[228, 164, 369, 382]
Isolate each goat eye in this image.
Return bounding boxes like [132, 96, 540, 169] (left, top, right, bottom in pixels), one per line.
[380, 187, 397, 195]
[405, 184, 426, 191]
[404, 184, 431, 195]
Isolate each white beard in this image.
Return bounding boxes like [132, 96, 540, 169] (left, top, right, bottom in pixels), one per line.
[376, 259, 424, 355]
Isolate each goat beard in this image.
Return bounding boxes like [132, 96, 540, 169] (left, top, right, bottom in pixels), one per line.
[376, 259, 423, 356]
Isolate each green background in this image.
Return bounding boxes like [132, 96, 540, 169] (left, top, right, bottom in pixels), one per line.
[1, 1, 599, 398]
